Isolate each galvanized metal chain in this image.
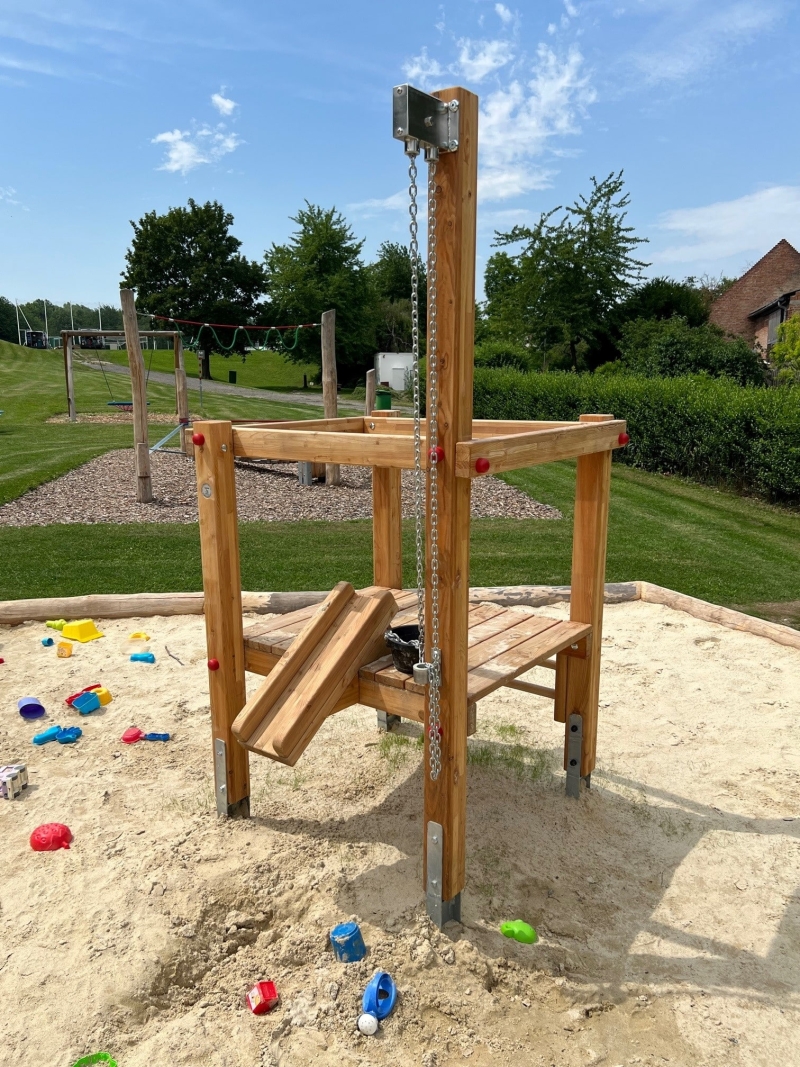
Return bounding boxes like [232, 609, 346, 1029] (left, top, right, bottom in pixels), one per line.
[404, 139, 442, 781]
[405, 142, 426, 644]
[425, 154, 442, 781]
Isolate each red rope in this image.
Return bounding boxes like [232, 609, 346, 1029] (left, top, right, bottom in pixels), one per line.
[149, 313, 319, 331]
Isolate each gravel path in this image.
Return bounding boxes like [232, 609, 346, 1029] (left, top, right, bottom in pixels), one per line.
[0, 449, 561, 526]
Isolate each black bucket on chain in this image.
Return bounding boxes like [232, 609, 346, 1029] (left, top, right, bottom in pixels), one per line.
[384, 624, 422, 675]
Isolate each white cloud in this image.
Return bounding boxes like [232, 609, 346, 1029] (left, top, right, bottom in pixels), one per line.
[402, 47, 443, 90]
[630, 1, 781, 85]
[456, 38, 514, 82]
[152, 126, 242, 175]
[347, 190, 408, 218]
[563, 0, 579, 15]
[495, 4, 513, 24]
[0, 186, 20, 205]
[211, 91, 237, 116]
[655, 186, 800, 266]
[479, 44, 596, 200]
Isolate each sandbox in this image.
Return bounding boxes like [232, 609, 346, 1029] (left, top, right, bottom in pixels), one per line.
[2, 598, 798, 1066]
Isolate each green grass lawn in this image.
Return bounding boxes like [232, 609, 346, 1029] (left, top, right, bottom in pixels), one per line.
[2, 341, 799, 622]
[0, 342, 326, 506]
[99, 346, 319, 391]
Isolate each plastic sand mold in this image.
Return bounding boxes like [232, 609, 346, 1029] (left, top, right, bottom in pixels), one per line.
[57, 642, 73, 658]
[30, 823, 72, 851]
[71, 1055, 117, 1066]
[61, 619, 104, 643]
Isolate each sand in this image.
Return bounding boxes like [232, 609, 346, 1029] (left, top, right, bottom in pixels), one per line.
[1, 600, 799, 1067]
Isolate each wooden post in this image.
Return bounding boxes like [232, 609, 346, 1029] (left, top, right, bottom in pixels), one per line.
[120, 289, 153, 503]
[321, 309, 340, 486]
[423, 87, 478, 923]
[173, 334, 191, 454]
[559, 414, 613, 779]
[63, 333, 76, 423]
[373, 466, 403, 589]
[365, 368, 376, 416]
[195, 419, 250, 817]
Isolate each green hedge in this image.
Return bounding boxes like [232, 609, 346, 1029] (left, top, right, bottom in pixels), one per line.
[473, 369, 800, 504]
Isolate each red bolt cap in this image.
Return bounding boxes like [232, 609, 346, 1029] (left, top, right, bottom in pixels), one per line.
[618, 432, 630, 446]
[192, 432, 205, 447]
[428, 446, 445, 465]
[428, 724, 444, 737]
[475, 457, 490, 474]
[207, 658, 220, 671]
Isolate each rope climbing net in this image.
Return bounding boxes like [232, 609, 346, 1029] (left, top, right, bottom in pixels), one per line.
[148, 314, 320, 355]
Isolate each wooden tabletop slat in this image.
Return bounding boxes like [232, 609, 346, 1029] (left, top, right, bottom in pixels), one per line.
[467, 620, 592, 701]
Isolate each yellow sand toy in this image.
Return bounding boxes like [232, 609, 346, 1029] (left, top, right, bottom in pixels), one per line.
[56, 642, 73, 659]
[61, 619, 104, 643]
[128, 631, 150, 641]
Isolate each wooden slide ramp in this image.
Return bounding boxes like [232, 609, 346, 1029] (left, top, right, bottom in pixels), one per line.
[231, 582, 397, 766]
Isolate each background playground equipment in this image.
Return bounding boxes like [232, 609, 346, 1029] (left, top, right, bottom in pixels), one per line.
[194, 83, 628, 927]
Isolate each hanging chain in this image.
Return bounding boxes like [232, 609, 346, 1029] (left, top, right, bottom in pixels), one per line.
[406, 145, 426, 645]
[426, 155, 442, 781]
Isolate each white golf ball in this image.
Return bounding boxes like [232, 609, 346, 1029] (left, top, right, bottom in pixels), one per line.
[358, 1012, 379, 1035]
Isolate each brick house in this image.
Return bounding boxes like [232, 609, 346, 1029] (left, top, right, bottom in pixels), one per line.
[709, 239, 800, 354]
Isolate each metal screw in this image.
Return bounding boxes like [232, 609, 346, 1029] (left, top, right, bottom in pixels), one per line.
[221, 443, 227, 452]
[448, 100, 459, 112]
[424, 115, 434, 127]
[571, 643, 578, 650]
[396, 126, 405, 135]
[201, 484, 212, 498]
[448, 139, 459, 151]
[369, 421, 375, 429]
[396, 86, 405, 95]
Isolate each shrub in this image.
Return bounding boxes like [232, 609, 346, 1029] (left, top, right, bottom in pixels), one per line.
[472, 368, 800, 504]
[474, 340, 534, 373]
[618, 316, 766, 385]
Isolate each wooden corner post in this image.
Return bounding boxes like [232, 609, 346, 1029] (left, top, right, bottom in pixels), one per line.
[321, 309, 340, 486]
[423, 86, 478, 925]
[63, 332, 76, 423]
[119, 288, 153, 504]
[174, 334, 191, 455]
[195, 420, 250, 817]
[557, 414, 613, 788]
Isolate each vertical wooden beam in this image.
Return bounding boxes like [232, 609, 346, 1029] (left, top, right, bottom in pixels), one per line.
[423, 87, 478, 917]
[173, 334, 191, 455]
[373, 466, 403, 589]
[321, 309, 340, 486]
[120, 289, 153, 504]
[194, 419, 250, 817]
[63, 334, 76, 423]
[560, 414, 613, 778]
[365, 368, 376, 417]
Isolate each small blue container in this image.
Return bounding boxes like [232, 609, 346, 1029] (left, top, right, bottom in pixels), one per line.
[362, 971, 397, 1020]
[18, 696, 45, 720]
[330, 921, 366, 963]
[130, 652, 155, 664]
[73, 691, 100, 715]
[41, 637, 54, 647]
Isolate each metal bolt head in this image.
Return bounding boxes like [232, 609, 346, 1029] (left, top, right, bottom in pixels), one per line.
[448, 139, 459, 151]
[395, 86, 405, 95]
[201, 483, 212, 498]
[396, 126, 405, 135]
[369, 421, 375, 429]
[424, 115, 434, 128]
[448, 100, 459, 112]
[221, 443, 228, 452]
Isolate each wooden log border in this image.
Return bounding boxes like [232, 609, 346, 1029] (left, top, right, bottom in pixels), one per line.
[0, 582, 798, 651]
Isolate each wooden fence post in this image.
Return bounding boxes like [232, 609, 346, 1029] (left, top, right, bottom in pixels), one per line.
[63, 333, 76, 423]
[120, 289, 153, 503]
[195, 419, 250, 817]
[423, 87, 478, 924]
[321, 309, 340, 486]
[365, 368, 376, 417]
[173, 334, 191, 454]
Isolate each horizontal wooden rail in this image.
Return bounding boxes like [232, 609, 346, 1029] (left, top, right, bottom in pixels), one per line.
[504, 678, 556, 699]
[364, 417, 577, 437]
[455, 421, 626, 477]
[232, 427, 421, 468]
[245, 416, 366, 433]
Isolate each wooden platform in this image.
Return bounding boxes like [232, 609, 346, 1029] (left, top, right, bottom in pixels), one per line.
[243, 591, 591, 725]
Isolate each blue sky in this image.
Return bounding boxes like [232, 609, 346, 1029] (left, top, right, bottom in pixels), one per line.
[1, 0, 799, 306]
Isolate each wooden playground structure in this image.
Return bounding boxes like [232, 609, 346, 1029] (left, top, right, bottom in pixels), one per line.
[194, 85, 628, 925]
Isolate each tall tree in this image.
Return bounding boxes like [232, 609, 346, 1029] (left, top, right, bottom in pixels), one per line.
[0, 297, 19, 344]
[121, 199, 264, 378]
[488, 173, 648, 370]
[368, 241, 426, 354]
[262, 203, 379, 383]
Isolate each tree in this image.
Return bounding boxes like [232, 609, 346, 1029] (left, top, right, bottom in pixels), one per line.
[487, 172, 648, 370]
[0, 297, 19, 343]
[122, 199, 265, 379]
[617, 316, 765, 385]
[616, 277, 708, 328]
[772, 314, 800, 383]
[263, 204, 379, 383]
[368, 241, 426, 354]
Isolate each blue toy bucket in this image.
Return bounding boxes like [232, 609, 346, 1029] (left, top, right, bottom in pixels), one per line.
[330, 921, 366, 963]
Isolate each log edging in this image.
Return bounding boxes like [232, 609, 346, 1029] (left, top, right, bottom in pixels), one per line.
[0, 583, 798, 651]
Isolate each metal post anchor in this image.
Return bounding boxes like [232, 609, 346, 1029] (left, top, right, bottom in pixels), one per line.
[566, 713, 588, 799]
[426, 821, 462, 928]
[213, 737, 250, 818]
[377, 711, 401, 732]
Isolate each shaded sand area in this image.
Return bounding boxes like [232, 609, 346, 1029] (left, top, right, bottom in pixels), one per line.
[1, 600, 798, 1066]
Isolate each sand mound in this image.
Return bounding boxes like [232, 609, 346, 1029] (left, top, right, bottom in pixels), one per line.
[1, 601, 798, 1065]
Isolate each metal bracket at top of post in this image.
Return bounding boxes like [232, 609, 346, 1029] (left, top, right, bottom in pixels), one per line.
[393, 84, 459, 154]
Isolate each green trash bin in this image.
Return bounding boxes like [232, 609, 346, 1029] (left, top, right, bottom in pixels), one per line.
[228, 370, 237, 385]
[375, 389, 392, 411]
